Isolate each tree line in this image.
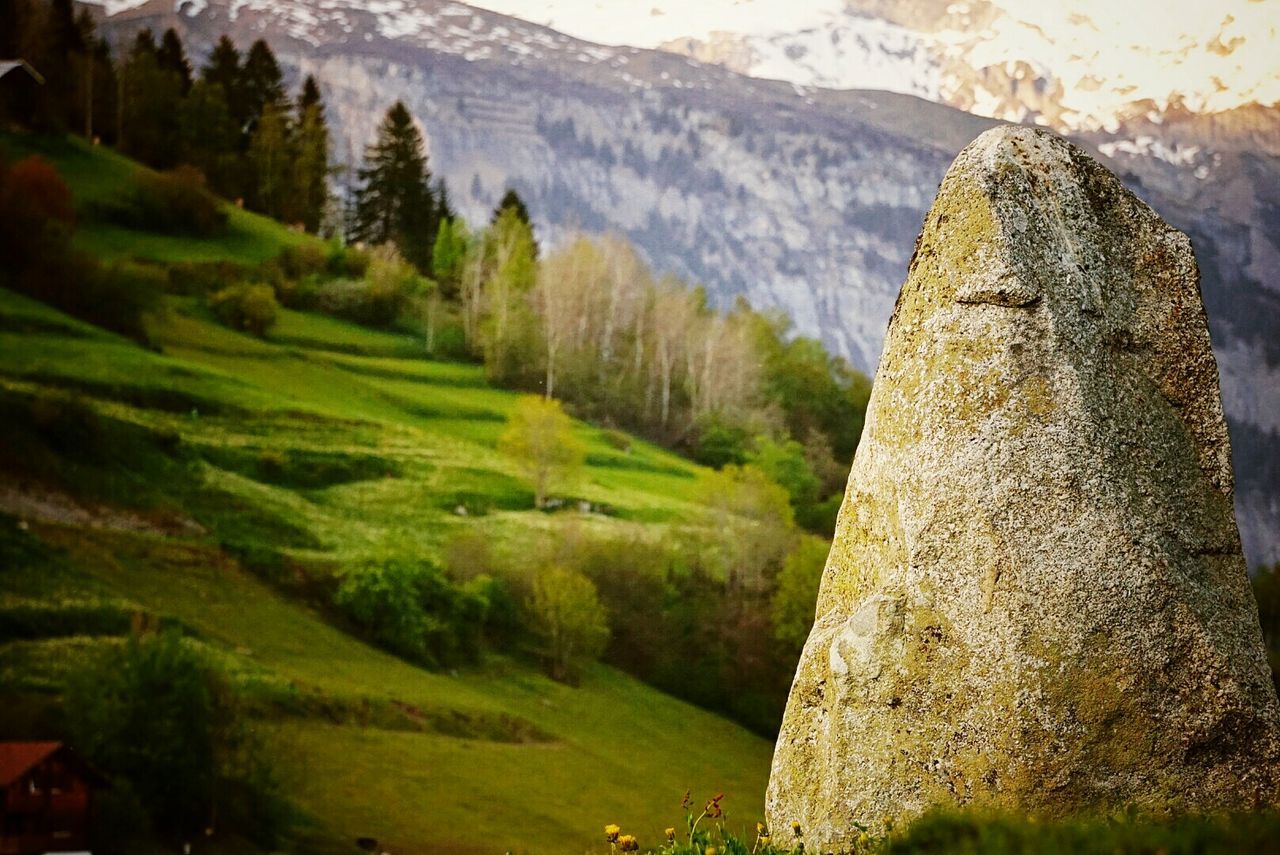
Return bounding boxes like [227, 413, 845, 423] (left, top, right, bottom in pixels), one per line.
[2, 1, 331, 230]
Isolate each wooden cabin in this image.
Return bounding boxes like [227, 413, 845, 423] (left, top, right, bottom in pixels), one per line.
[0, 742, 103, 855]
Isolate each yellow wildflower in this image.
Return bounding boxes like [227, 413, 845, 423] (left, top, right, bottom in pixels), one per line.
[665, 827, 676, 842]
[605, 824, 621, 843]
[792, 820, 803, 836]
[760, 836, 771, 846]
[705, 848, 717, 855]
[618, 834, 639, 852]
[756, 822, 766, 835]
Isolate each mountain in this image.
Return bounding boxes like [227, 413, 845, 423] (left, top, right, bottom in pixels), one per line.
[82, 0, 1280, 568]
[475, 0, 1280, 135]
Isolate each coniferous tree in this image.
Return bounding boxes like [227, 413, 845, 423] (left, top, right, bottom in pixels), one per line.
[178, 79, 239, 195]
[156, 28, 192, 95]
[352, 101, 438, 272]
[291, 75, 330, 232]
[44, 0, 83, 128]
[88, 36, 118, 144]
[240, 39, 285, 135]
[434, 177, 455, 222]
[120, 29, 182, 167]
[491, 188, 537, 258]
[247, 100, 292, 219]
[201, 35, 245, 130]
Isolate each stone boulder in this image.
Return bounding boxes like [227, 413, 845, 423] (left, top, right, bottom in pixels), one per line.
[766, 125, 1280, 849]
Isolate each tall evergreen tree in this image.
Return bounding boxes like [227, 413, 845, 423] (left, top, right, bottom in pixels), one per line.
[201, 35, 245, 129]
[89, 36, 118, 144]
[240, 39, 285, 134]
[433, 177, 455, 222]
[292, 76, 330, 232]
[248, 100, 292, 219]
[352, 101, 438, 272]
[299, 74, 323, 113]
[46, 0, 83, 126]
[491, 188, 537, 258]
[156, 28, 192, 95]
[120, 29, 181, 167]
[178, 79, 239, 195]
[131, 28, 157, 59]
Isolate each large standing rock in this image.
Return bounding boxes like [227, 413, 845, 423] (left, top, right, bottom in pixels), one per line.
[766, 125, 1280, 848]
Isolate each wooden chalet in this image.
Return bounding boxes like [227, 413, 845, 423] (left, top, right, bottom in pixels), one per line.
[0, 742, 104, 855]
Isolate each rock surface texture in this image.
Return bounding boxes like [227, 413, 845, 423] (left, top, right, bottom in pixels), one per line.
[766, 125, 1280, 848]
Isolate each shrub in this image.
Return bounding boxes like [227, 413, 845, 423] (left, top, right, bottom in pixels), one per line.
[65, 633, 216, 836]
[499, 396, 585, 508]
[100, 165, 227, 236]
[528, 566, 609, 683]
[315, 244, 424, 327]
[327, 241, 371, 278]
[83, 261, 168, 340]
[600, 428, 633, 453]
[334, 561, 487, 667]
[209, 283, 279, 336]
[29, 392, 104, 461]
[690, 416, 751, 469]
[65, 633, 288, 845]
[277, 243, 329, 280]
[166, 260, 250, 296]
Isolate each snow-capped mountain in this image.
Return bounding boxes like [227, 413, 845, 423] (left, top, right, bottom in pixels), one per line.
[471, 0, 1280, 135]
[83, 0, 1280, 568]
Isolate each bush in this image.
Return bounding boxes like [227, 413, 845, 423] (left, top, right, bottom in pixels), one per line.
[100, 165, 227, 236]
[690, 417, 751, 469]
[209, 283, 279, 336]
[65, 633, 289, 846]
[315, 244, 424, 327]
[327, 241, 371, 278]
[167, 260, 249, 296]
[528, 566, 609, 683]
[277, 243, 329, 280]
[29, 392, 104, 461]
[65, 633, 216, 837]
[334, 561, 488, 667]
[600, 428, 633, 453]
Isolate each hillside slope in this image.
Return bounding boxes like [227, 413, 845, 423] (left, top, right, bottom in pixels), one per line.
[0, 138, 774, 851]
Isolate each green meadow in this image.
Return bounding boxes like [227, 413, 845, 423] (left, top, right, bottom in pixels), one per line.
[0, 133, 772, 853]
[0, 283, 772, 853]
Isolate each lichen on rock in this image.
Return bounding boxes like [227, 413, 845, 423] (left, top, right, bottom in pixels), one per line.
[765, 125, 1280, 849]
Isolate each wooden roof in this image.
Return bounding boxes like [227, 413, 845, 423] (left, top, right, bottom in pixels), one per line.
[0, 742, 106, 787]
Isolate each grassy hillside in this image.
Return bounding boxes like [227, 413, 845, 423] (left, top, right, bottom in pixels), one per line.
[0, 133, 317, 264]
[0, 134, 774, 853]
[0, 285, 773, 853]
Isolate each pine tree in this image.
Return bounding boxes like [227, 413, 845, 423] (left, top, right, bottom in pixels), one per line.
[201, 35, 245, 132]
[491, 188, 537, 258]
[434, 177, 455, 222]
[240, 39, 285, 135]
[156, 28, 192, 95]
[299, 74, 323, 114]
[120, 29, 182, 167]
[352, 101, 438, 272]
[47, 0, 83, 121]
[247, 100, 292, 219]
[179, 79, 239, 196]
[131, 28, 157, 59]
[89, 36, 118, 144]
[292, 75, 330, 232]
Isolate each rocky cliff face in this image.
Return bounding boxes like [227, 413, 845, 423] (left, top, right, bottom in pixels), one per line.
[767, 126, 1280, 846]
[87, 0, 1280, 567]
